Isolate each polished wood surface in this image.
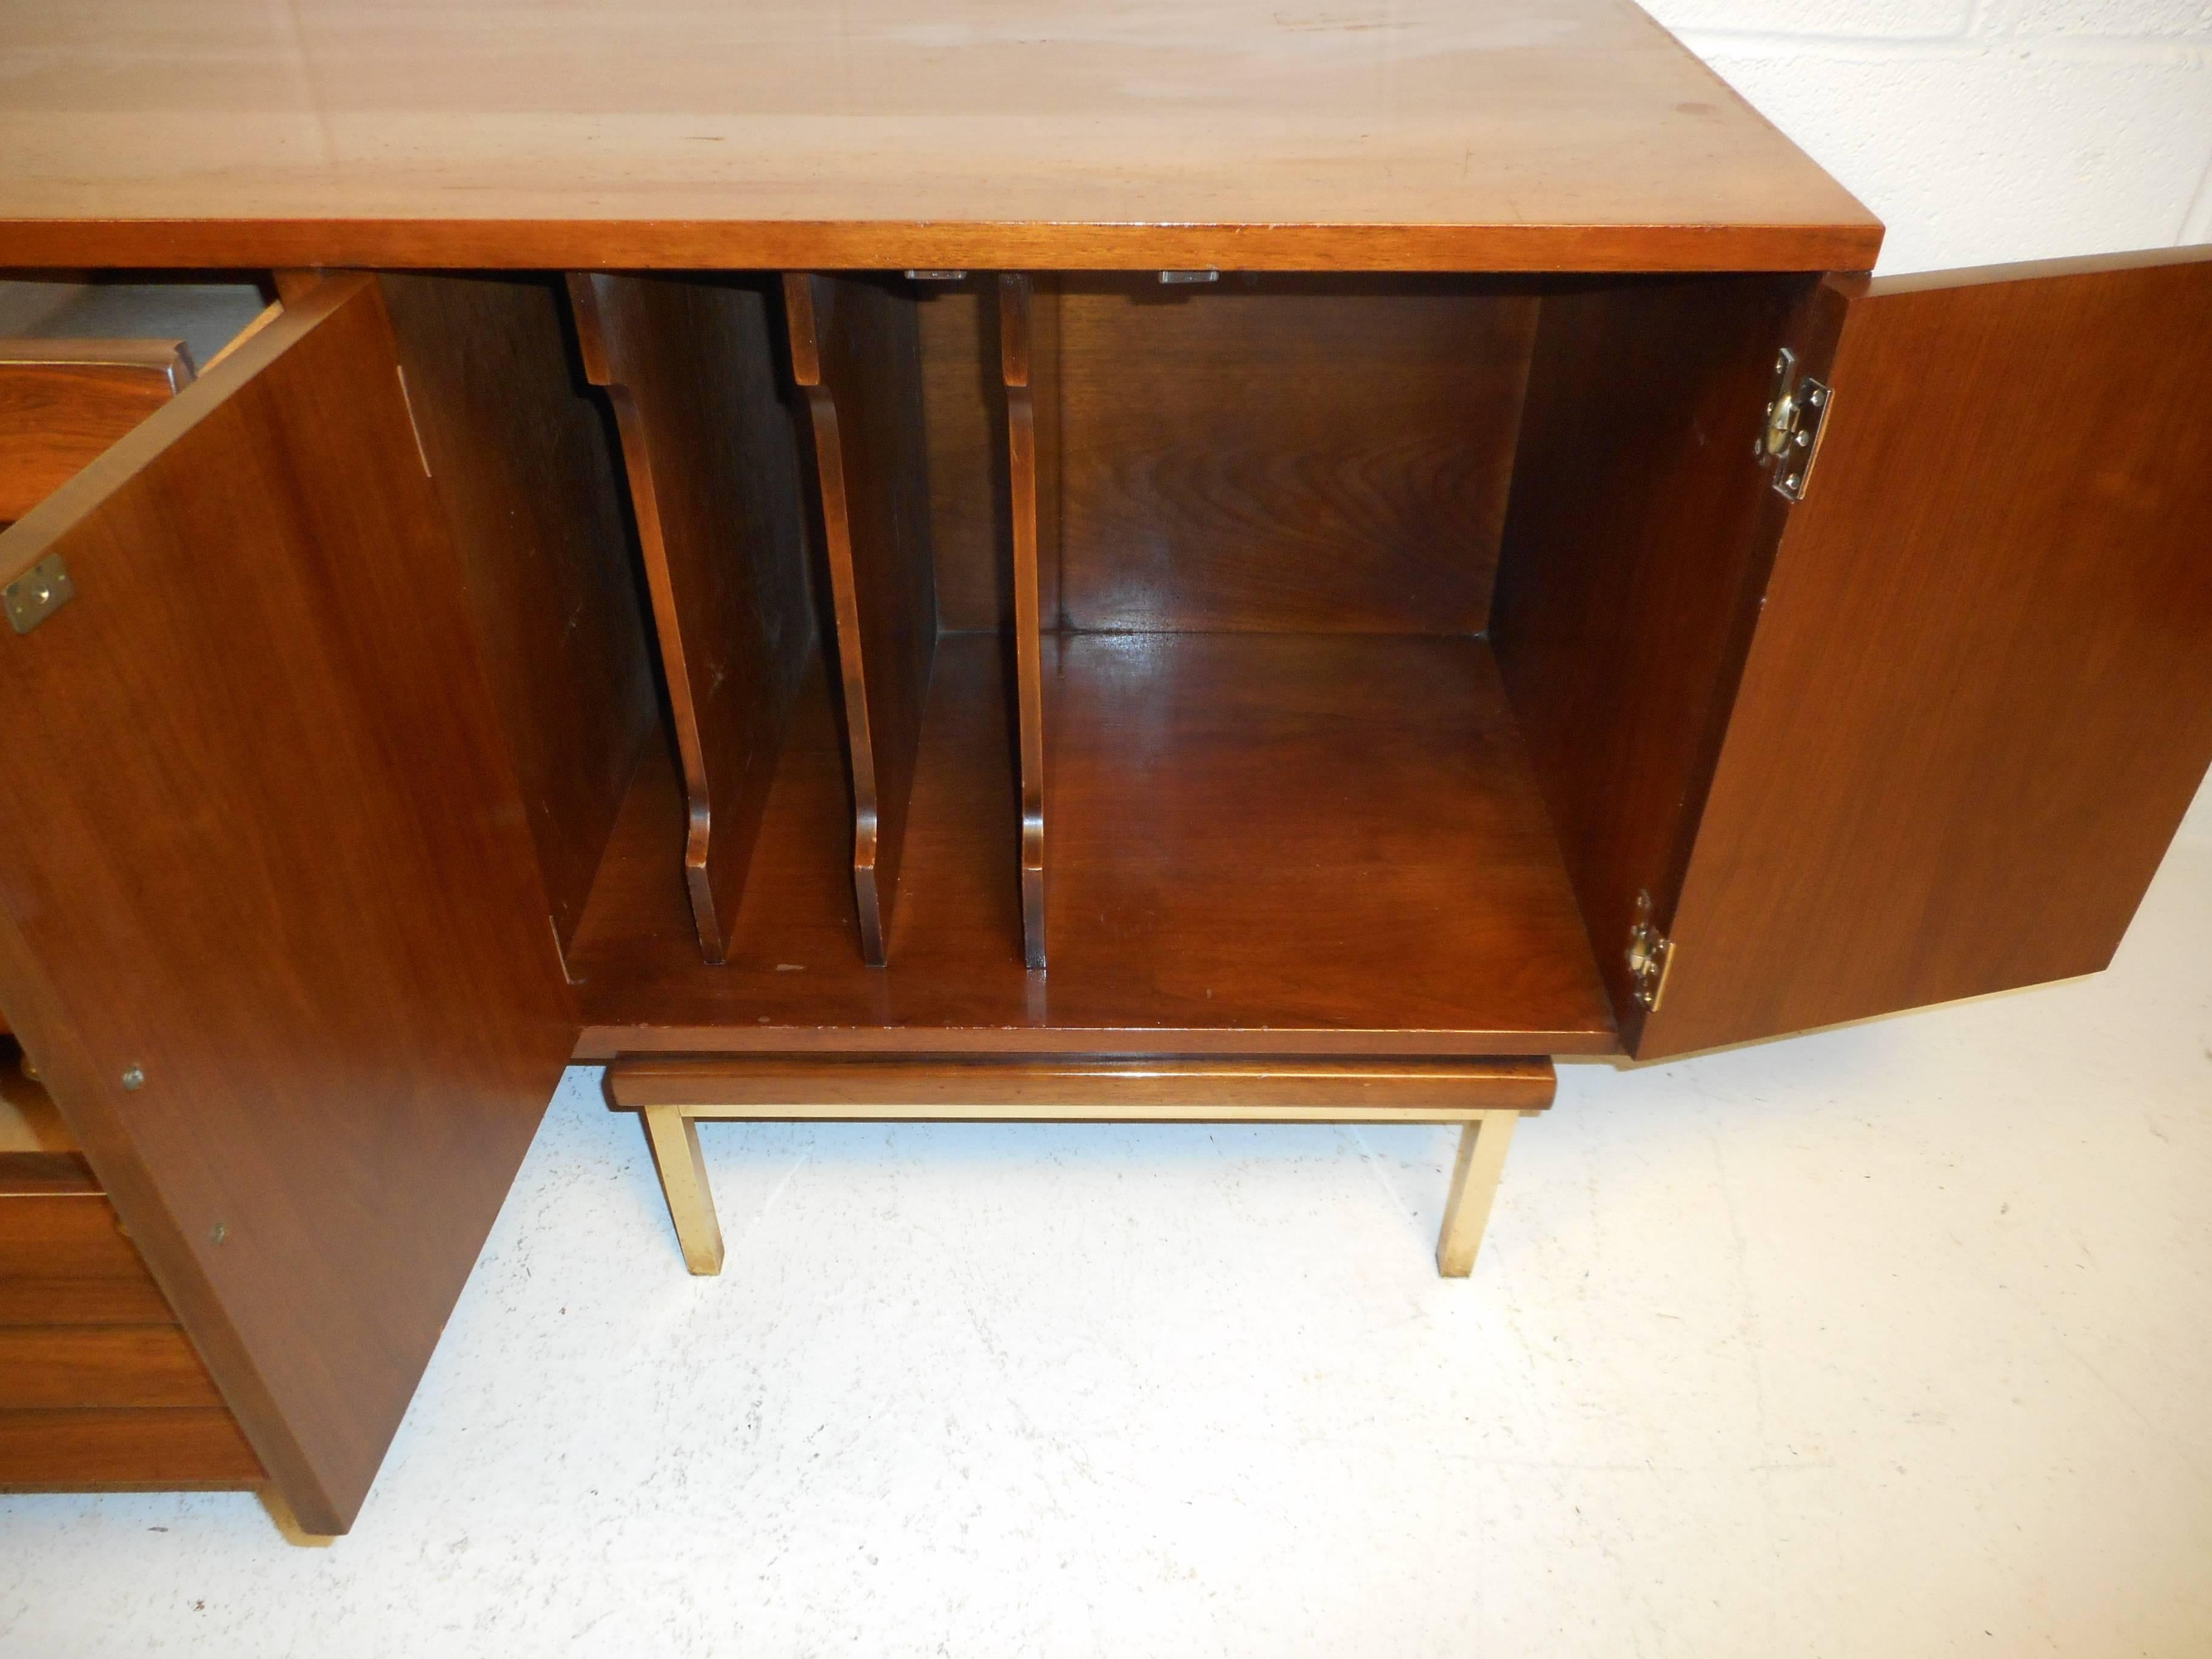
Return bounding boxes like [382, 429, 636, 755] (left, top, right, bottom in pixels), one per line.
[571, 273, 817, 964]
[1056, 278, 1538, 633]
[786, 273, 940, 964]
[1641, 249, 2212, 1056]
[0, 1408, 263, 1490]
[0, 1139, 263, 1487]
[917, 284, 1013, 631]
[1492, 272, 1838, 1039]
[0, 1169, 174, 1326]
[610, 1056, 1558, 1115]
[380, 273, 655, 953]
[0, 340, 191, 521]
[571, 634, 1618, 1058]
[0, 275, 576, 1533]
[1045, 634, 1612, 1039]
[918, 278, 1065, 637]
[0, 0, 1880, 273]
[998, 275, 1048, 968]
[0, 1151, 100, 1196]
[0, 1326, 226, 1410]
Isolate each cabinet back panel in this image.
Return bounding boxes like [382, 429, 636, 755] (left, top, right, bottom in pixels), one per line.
[569, 272, 819, 967]
[919, 283, 1050, 632]
[1039, 276, 1535, 634]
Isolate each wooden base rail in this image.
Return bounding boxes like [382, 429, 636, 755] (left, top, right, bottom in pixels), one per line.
[607, 1056, 1553, 1279]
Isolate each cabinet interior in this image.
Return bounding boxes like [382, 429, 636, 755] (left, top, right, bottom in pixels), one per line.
[548, 268, 1820, 1059]
[0, 264, 1820, 1064]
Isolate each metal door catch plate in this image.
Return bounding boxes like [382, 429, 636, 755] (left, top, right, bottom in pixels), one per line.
[4, 555, 73, 634]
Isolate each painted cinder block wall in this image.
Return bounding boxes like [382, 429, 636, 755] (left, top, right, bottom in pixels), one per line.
[1663, 0, 2212, 839]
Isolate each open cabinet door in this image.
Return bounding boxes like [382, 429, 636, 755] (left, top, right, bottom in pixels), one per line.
[0, 275, 577, 1532]
[1636, 247, 2212, 1059]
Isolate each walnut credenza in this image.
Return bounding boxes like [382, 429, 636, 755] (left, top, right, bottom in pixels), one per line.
[2, 0, 2208, 1537]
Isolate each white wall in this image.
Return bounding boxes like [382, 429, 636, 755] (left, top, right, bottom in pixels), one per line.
[1661, 0, 2212, 840]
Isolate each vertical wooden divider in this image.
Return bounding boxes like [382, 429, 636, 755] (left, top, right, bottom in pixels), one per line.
[783, 273, 939, 966]
[569, 273, 816, 964]
[997, 274, 1050, 969]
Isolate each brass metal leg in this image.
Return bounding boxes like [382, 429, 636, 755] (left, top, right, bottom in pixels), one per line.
[641, 1105, 725, 1275]
[1435, 1111, 1517, 1278]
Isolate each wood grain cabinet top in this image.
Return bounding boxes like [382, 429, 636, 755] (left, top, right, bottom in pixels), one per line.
[0, 0, 1880, 272]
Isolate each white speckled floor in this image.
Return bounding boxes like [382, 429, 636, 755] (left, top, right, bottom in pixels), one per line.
[2, 839, 2208, 1657]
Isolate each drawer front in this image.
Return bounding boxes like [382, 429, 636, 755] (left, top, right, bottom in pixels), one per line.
[0, 1326, 226, 1410]
[0, 1184, 172, 1324]
[0, 1147, 261, 1489]
[0, 1409, 262, 1490]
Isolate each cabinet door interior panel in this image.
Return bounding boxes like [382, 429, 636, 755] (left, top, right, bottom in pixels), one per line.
[1490, 271, 1835, 1041]
[785, 272, 940, 964]
[570, 272, 819, 964]
[0, 274, 577, 1533]
[377, 272, 657, 956]
[1055, 276, 1539, 633]
[1641, 247, 2212, 1057]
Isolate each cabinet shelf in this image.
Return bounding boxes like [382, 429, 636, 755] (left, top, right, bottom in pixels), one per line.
[571, 631, 1617, 1059]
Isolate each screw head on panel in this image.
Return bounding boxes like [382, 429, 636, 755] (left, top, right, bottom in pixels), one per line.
[121, 1065, 146, 1091]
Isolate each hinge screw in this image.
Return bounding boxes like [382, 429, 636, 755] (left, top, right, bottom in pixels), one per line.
[121, 1065, 146, 1091]
[1785, 474, 1803, 492]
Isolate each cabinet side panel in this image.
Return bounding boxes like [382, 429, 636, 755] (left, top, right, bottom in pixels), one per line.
[0, 278, 575, 1532]
[1644, 252, 2212, 1056]
[378, 273, 656, 956]
[1490, 273, 1831, 1039]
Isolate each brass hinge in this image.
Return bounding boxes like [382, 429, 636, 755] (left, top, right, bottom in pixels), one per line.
[4, 555, 75, 634]
[1755, 346, 1832, 503]
[1626, 889, 1676, 1013]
